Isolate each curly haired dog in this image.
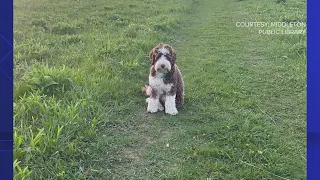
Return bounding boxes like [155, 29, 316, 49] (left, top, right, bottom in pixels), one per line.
[142, 43, 184, 115]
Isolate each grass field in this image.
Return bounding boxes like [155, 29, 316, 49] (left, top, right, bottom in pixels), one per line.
[14, 0, 305, 179]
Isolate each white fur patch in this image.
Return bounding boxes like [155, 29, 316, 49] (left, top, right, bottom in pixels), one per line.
[149, 72, 173, 95]
[165, 95, 178, 115]
[146, 96, 164, 112]
[158, 47, 169, 54]
[147, 98, 159, 113]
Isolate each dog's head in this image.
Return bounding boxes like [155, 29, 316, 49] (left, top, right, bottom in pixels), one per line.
[149, 43, 176, 73]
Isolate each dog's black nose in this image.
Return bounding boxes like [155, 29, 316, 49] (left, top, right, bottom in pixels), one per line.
[161, 64, 165, 68]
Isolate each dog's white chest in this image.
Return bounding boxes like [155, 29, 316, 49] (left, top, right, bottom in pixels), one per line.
[149, 75, 172, 94]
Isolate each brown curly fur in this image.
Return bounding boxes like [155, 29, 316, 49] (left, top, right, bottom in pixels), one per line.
[143, 43, 184, 108]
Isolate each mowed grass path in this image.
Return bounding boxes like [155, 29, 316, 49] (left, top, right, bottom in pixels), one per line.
[14, 0, 305, 179]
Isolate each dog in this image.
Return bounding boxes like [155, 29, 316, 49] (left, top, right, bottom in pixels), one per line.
[142, 43, 184, 115]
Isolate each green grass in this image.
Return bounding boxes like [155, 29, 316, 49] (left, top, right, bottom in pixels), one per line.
[14, 0, 305, 179]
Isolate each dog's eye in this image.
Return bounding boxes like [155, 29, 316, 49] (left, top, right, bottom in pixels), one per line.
[164, 54, 171, 61]
[155, 53, 162, 60]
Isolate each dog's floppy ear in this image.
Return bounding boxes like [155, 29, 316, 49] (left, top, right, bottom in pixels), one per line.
[149, 48, 156, 65]
[166, 45, 176, 65]
[171, 48, 176, 65]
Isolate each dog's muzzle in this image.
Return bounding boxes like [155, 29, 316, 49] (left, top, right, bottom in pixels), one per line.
[157, 65, 169, 73]
[155, 55, 171, 73]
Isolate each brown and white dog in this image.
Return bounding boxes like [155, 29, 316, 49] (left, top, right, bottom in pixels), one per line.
[142, 43, 184, 115]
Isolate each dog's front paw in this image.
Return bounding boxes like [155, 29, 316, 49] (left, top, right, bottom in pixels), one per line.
[147, 107, 158, 113]
[147, 102, 158, 113]
[165, 108, 178, 115]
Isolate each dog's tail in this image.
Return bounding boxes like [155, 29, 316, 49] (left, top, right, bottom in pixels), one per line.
[142, 85, 152, 96]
